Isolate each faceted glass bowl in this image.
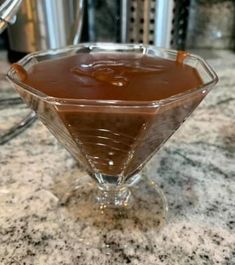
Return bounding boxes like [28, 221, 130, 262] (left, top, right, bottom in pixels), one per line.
[7, 43, 218, 248]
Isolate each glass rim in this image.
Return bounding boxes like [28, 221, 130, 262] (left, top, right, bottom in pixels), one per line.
[7, 42, 219, 108]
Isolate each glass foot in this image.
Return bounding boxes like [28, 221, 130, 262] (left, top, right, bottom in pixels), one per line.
[53, 173, 168, 250]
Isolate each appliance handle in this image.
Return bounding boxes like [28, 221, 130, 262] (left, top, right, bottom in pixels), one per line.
[0, 0, 22, 33]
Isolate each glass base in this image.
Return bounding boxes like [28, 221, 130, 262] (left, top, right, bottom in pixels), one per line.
[53, 173, 168, 250]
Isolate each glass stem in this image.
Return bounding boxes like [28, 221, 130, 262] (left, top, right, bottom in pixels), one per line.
[96, 184, 132, 209]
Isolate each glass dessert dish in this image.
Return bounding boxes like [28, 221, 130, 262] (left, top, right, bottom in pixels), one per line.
[7, 43, 218, 249]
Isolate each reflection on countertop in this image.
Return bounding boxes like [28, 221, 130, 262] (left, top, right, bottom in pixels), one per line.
[0, 49, 234, 265]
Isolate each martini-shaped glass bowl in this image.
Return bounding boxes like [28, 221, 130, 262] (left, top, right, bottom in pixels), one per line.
[7, 43, 218, 248]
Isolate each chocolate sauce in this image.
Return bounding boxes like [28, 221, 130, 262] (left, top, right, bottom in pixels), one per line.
[18, 52, 204, 178]
[23, 52, 202, 101]
[176, 50, 189, 64]
[12, 63, 28, 81]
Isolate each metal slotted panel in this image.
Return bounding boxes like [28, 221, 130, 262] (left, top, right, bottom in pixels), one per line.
[127, 0, 156, 44]
[121, 0, 190, 49]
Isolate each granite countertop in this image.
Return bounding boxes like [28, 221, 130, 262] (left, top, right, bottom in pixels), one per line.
[0, 50, 234, 265]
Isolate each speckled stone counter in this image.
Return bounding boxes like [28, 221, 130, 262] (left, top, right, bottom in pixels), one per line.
[0, 50, 234, 265]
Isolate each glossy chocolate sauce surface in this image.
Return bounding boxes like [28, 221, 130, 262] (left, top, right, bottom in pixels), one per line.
[23, 53, 202, 101]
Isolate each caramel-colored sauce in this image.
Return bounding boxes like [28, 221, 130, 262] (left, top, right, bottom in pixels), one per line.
[176, 50, 189, 64]
[23, 53, 202, 101]
[12, 63, 28, 81]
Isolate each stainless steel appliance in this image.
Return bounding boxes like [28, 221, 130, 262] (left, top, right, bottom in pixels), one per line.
[7, 0, 84, 53]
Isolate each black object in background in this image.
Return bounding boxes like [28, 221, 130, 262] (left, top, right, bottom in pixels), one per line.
[171, 0, 191, 50]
